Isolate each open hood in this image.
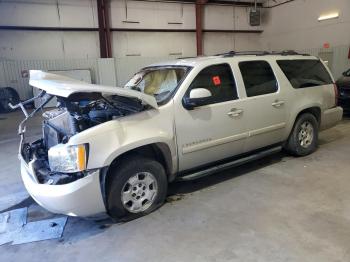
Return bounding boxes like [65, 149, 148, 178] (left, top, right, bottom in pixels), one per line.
[29, 70, 158, 109]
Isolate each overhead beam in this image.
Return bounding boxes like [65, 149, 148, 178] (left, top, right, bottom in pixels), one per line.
[195, 0, 208, 56]
[97, 0, 112, 58]
[129, 0, 263, 7]
[0, 26, 263, 33]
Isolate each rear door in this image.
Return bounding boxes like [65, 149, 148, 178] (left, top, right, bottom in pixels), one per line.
[235, 60, 288, 152]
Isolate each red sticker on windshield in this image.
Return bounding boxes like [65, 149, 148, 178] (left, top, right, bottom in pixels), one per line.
[212, 76, 221, 86]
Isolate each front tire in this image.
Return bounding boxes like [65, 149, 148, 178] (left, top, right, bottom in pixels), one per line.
[107, 156, 167, 221]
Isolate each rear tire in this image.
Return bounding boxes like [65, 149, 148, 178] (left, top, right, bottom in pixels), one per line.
[107, 155, 167, 221]
[285, 113, 318, 156]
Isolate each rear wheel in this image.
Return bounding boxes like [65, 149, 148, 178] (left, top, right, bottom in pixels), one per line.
[107, 155, 167, 221]
[285, 113, 318, 156]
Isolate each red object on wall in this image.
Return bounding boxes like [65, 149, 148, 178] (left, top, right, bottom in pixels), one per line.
[323, 43, 330, 49]
[348, 46, 350, 59]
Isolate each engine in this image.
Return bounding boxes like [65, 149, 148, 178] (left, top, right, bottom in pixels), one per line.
[42, 96, 131, 149]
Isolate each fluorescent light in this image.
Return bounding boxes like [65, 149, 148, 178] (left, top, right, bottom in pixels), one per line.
[318, 12, 339, 21]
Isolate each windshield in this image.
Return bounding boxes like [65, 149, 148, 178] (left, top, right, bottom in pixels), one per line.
[124, 66, 189, 103]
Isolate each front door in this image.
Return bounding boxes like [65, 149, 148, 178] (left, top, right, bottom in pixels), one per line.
[174, 63, 249, 171]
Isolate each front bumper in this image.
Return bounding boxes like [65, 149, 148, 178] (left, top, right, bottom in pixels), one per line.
[20, 157, 107, 218]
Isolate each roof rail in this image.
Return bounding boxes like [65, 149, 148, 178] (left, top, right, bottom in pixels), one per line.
[216, 50, 310, 57]
[271, 50, 310, 56]
[177, 56, 197, 59]
[217, 51, 271, 57]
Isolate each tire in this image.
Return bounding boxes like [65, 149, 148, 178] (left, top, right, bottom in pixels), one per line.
[285, 113, 319, 156]
[107, 155, 168, 221]
[0, 87, 20, 113]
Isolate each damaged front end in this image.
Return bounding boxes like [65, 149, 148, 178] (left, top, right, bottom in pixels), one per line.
[12, 70, 158, 217]
[15, 90, 145, 186]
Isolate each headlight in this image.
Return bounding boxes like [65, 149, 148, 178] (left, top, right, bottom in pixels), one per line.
[48, 144, 88, 173]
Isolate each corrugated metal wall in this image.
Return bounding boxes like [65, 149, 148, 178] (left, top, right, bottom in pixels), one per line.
[0, 59, 99, 99]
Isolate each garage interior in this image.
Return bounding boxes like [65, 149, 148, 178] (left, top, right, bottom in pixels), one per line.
[0, 0, 350, 261]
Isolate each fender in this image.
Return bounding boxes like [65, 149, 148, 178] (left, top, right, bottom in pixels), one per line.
[68, 102, 177, 172]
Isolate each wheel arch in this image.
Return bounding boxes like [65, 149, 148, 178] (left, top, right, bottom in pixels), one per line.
[285, 106, 321, 142]
[102, 142, 175, 202]
[295, 106, 321, 126]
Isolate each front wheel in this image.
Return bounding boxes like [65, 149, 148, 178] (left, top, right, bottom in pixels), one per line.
[285, 113, 319, 156]
[107, 156, 167, 221]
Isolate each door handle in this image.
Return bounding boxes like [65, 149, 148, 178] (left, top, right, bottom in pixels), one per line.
[272, 100, 285, 108]
[227, 108, 243, 117]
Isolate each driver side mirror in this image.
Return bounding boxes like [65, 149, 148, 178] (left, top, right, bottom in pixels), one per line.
[183, 88, 212, 110]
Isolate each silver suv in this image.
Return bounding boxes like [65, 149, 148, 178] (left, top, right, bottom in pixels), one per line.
[15, 51, 343, 220]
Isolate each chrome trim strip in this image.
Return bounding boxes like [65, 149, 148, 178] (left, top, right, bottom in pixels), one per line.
[249, 122, 286, 137]
[182, 132, 249, 154]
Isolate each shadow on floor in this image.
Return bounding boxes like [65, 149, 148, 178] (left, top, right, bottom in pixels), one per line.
[168, 151, 287, 197]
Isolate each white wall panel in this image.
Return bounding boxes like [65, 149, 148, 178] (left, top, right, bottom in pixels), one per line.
[98, 58, 117, 86]
[203, 32, 262, 55]
[204, 5, 234, 30]
[56, 0, 98, 28]
[112, 32, 196, 58]
[0, 31, 99, 60]
[0, 31, 64, 60]
[61, 32, 100, 59]
[110, 1, 193, 30]
[182, 4, 196, 29]
[0, 0, 60, 27]
[0, 0, 97, 28]
[234, 33, 262, 51]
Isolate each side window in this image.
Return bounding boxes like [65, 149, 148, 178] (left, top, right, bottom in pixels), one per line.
[239, 61, 278, 97]
[186, 64, 238, 105]
[276, 59, 333, 89]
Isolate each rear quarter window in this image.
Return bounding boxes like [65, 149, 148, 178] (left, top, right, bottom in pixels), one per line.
[277, 59, 333, 89]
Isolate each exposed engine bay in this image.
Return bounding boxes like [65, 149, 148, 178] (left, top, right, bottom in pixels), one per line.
[41, 92, 143, 148]
[20, 92, 146, 185]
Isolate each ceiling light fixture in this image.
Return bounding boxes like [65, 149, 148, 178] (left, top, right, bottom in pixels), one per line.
[318, 12, 339, 21]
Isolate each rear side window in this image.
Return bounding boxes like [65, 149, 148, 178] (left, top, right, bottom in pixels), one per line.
[277, 59, 333, 89]
[186, 63, 238, 105]
[239, 61, 278, 97]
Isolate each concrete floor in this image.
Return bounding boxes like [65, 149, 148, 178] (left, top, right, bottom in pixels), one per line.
[0, 111, 350, 262]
